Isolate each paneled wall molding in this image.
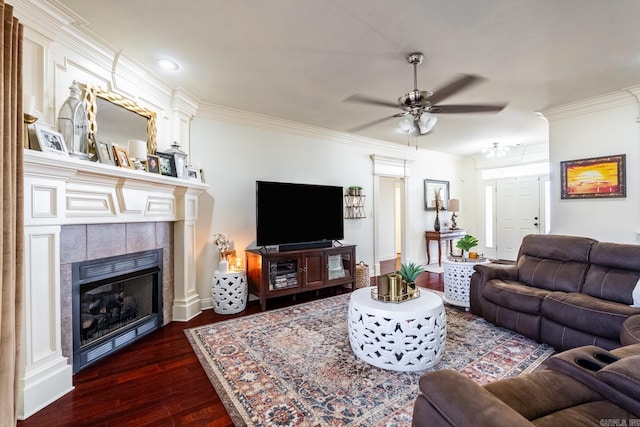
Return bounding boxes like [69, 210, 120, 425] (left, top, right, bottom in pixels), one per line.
[542, 85, 640, 121]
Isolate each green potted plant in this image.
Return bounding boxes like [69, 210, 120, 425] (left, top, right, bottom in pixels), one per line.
[456, 235, 479, 259]
[348, 185, 363, 196]
[398, 261, 425, 290]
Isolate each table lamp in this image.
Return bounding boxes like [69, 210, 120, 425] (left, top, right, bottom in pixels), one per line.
[448, 198, 460, 229]
[128, 139, 147, 171]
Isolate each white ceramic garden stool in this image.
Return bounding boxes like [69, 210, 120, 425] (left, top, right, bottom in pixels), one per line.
[212, 270, 248, 314]
[348, 287, 446, 372]
[443, 259, 490, 311]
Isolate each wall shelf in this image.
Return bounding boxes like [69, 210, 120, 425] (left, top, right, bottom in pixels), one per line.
[344, 194, 366, 219]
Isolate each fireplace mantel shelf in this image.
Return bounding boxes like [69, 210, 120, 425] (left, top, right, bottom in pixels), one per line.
[24, 149, 208, 225]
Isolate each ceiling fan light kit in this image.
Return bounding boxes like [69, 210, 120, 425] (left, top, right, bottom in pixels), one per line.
[346, 51, 507, 140]
[483, 142, 510, 158]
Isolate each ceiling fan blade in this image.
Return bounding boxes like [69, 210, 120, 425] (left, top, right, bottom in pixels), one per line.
[344, 94, 399, 109]
[347, 115, 399, 132]
[430, 103, 508, 114]
[426, 74, 485, 105]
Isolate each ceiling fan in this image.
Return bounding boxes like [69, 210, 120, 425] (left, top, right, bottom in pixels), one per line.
[345, 52, 508, 135]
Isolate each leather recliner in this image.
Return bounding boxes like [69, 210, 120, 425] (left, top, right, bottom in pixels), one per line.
[412, 344, 640, 426]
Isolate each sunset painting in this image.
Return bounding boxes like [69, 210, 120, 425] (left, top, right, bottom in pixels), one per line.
[561, 154, 626, 199]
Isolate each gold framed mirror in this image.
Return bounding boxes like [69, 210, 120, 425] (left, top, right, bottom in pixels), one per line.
[84, 84, 157, 155]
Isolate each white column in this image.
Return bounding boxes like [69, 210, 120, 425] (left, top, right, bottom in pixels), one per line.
[172, 188, 202, 321]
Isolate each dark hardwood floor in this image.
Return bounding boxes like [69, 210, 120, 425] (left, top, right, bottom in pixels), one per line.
[17, 272, 443, 427]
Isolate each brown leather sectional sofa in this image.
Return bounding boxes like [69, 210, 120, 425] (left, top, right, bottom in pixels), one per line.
[411, 234, 640, 426]
[412, 343, 640, 426]
[469, 234, 640, 350]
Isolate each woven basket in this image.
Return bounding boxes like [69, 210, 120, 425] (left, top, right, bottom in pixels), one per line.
[355, 261, 370, 288]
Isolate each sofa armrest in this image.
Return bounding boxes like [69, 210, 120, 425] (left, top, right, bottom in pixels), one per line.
[621, 315, 640, 346]
[469, 263, 519, 316]
[412, 370, 533, 427]
[597, 355, 640, 416]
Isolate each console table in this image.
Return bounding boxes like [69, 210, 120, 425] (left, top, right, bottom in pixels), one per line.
[246, 245, 356, 311]
[425, 229, 467, 266]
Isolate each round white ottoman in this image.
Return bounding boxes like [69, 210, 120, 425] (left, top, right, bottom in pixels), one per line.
[348, 287, 446, 371]
[212, 270, 248, 314]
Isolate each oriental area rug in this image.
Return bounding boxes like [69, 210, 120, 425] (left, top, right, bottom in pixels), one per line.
[185, 292, 555, 427]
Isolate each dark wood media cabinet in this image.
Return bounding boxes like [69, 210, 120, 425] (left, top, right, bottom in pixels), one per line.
[246, 245, 356, 311]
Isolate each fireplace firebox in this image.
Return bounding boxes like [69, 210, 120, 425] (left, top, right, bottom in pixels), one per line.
[72, 249, 163, 373]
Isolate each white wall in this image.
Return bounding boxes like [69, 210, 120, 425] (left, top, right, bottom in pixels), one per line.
[544, 89, 640, 243]
[191, 105, 463, 306]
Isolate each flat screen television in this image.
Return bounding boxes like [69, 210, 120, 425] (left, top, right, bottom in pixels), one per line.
[256, 180, 344, 250]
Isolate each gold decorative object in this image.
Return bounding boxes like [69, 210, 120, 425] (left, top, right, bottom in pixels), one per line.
[84, 83, 157, 155]
[371, 287, 420, 303]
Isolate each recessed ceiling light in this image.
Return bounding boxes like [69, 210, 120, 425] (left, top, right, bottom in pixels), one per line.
[156, 58, 179, 71]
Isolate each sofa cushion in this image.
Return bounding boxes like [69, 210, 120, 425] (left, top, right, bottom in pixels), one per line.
[581, 242, 640, 305]
[541, 317, 620, 350]
[482, 279, 550, 315]
[517, 234, 596, 263]
[517, 257, 590, 293]
[515, 234, 595, 293]
[542, 292, 640, 340]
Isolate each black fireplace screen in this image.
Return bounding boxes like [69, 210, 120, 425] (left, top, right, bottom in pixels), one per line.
[72, 249, 163, 373]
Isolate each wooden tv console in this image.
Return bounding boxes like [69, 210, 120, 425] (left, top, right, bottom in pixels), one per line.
[246, 244, 356, 311]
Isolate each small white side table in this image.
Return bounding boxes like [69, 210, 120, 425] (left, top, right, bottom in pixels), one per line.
[443, 259, 489, 311]
[348, 287, 446, 371]
[212, 270, 248, 314]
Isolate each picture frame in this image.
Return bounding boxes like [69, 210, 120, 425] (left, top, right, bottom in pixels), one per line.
[113, 145, 133, 168]
[156, 151, 177, 177]
[186, 166, 201, 181]
[33, 123, 68, 156]
[561, 154, 626, 199]
[146, 154, 161, 174]
[424, 179, 449, 211]
[95, 140, 116, 165]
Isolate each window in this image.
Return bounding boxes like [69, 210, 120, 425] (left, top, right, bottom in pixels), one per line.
[485, 185, 494, 248]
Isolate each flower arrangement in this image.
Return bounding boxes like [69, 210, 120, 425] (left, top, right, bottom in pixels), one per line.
[434, 187, 443, 211]
[212, 232, 230, 256]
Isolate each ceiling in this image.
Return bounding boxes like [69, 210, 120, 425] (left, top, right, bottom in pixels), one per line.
[56, 0, 640, 156]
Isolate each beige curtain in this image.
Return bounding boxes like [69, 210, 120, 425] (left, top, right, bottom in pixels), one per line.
[0, 1, 23, 424]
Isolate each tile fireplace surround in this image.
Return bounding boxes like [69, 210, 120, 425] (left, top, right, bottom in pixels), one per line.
[20, 149, 208, 419]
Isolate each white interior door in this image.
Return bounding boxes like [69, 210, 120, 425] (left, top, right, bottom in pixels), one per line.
[496, 176, 541, 260]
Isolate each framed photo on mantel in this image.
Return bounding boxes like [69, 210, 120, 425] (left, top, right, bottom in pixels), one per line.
[156, 151, 177, 177]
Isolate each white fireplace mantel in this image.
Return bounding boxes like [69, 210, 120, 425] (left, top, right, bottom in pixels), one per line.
[19, 149, 208, 419]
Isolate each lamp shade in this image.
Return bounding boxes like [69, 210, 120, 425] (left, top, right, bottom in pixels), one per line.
[448, 198, 460, 212]
[128, 139, 147, 160]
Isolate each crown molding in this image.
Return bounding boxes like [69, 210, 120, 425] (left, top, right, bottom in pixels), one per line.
[196, 102, 451, 157]
[541, 85, 640, 121]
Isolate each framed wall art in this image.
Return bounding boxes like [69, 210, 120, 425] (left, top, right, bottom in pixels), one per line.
[560, 154, 626, 199]
[33, 123, 68, 156]
[424, 179, 449, 211]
